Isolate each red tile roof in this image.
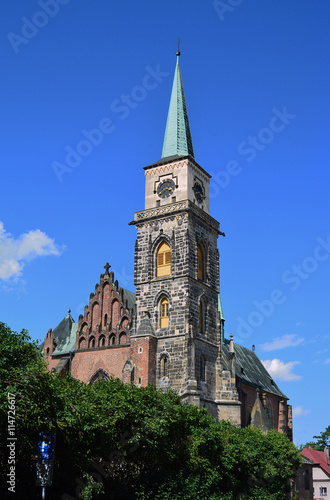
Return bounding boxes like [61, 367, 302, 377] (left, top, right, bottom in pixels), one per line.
[302, 447, 330, 477]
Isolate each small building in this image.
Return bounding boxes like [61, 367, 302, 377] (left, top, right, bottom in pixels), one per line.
[301, 447, 330, 500]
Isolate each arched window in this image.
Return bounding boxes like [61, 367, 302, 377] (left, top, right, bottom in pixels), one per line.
[160, 297, 169, 328]
[199, 299, 206, 334]
[89, 336, 95, 348]
[198, 243, 205, 280]
[90, 369, 110, 384]
[109, 334, 116, 346]
[104, 313, 108, 327]
[157, 241, 171, 277]
[200, 354, 206, 381]
[79, 337, 86, 349]
[160, 356, 168, 377]
[119, 332, 127, 344]
[91, 302, 100, 331]
[99, 335, 105, 347]
[112, 300, 120, 327]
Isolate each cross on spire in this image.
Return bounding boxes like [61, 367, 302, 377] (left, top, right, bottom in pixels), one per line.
[104, 262, 111, 275]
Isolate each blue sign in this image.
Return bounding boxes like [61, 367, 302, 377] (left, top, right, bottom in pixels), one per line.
[38, 432, 56, 462]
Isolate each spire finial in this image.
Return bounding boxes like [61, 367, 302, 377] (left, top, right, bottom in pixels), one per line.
[68, 308, 71, 314]
[229, 333, 235, 354]
[104, 262, 111, 275]
[176, 37, 182, 57]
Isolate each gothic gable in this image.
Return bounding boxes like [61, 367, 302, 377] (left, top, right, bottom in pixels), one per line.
[76, 265, 135, 351]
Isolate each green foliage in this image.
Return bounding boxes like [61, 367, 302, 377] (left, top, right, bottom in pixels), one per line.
[0, 321, 44, 379]
[0, 323, 302, 499]
[81, 474, 104, 500]
[313, 425, 330, 449]
[299, 425, 330, 451]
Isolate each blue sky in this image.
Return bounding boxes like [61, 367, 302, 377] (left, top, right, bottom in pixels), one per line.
[1, 1, 329, 446]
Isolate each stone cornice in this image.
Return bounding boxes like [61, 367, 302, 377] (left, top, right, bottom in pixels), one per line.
[129, 200, 221, 233]
[136, 274, 219, 295]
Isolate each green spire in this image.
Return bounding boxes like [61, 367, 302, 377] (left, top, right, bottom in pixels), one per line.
[161, 52, 194, 159]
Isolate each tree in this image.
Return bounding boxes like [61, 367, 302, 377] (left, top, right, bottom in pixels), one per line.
[0, 322, 62, 497]
[313, 425, 330, 449]
[299, 425, 330, 451]
[0, 323, 302, 499]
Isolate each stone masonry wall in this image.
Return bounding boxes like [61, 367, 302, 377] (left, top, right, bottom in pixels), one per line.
[133, 201, 222, 399]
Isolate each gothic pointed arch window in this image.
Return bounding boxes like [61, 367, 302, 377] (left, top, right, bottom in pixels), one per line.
[89, 336, 95, 348]
[157, 241, 171, 277]
[119, 332, 127, 344]
[99, 335, 105, 347]
[112, 300, 120, 327]
[160, 297, 169, 328]
[197, 242, 205, 281]
[200, 354, 206, 381]
[90, 369, 110, 385]
[79, 337, 86, 349]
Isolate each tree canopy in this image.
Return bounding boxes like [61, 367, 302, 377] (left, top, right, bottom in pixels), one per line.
[0, 322, 302, 499]
[299, 425, 330, 451]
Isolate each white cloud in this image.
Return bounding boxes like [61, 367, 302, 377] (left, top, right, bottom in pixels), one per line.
[325, 358, 330, 365]
[261, 358, 302, 381]
[261, 334, 304, 352]
[0, 222, 64, 280]
[317, 349, 328, 355]
[293, 406, 310, 418]
[302, 338, 317, 345]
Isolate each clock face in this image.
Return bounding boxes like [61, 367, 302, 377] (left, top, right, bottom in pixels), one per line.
[157, 178, 176, 199]
[193, 182, 204, 203]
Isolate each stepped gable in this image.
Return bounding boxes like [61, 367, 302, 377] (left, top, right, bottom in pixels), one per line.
[76, 264, 135, 350]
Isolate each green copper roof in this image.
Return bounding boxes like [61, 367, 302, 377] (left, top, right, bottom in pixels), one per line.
[222, 339, 288, 399]
[51, 312, 77, 356]
[161, 54, 194, 159]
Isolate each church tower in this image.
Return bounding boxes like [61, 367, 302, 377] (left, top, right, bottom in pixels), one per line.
[130, 52, 240, 422]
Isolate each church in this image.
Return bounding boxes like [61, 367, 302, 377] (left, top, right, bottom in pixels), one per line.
[42, 51, 293, 439]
